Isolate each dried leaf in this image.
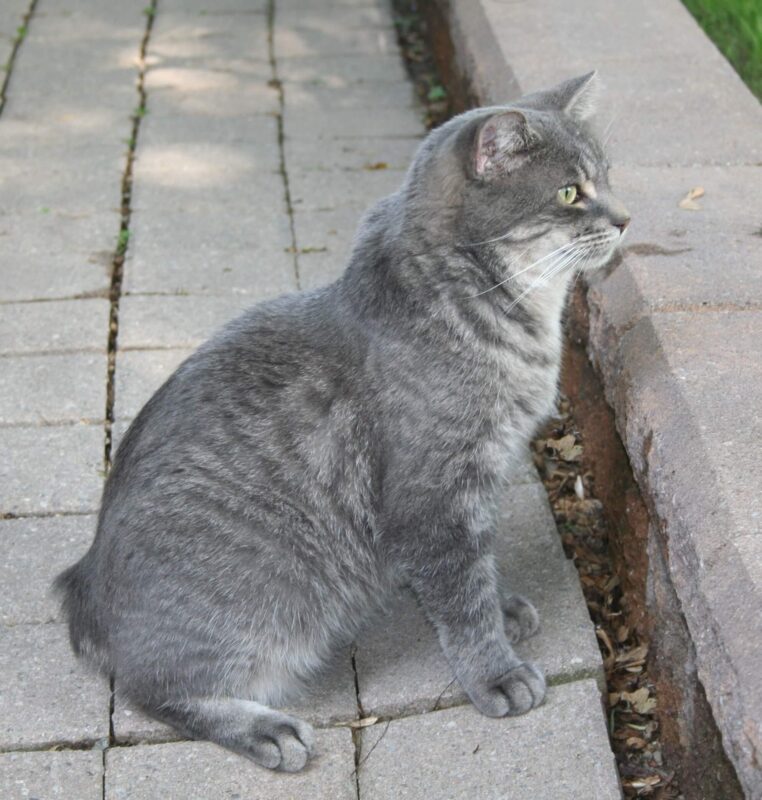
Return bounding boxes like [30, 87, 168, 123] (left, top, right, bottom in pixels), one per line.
[574, 474, 585, 499]
[348, 716, 379, 729]
[364, 161, 388, 171]
[621, 688, 657, 714]
[678, 186, 704, 211]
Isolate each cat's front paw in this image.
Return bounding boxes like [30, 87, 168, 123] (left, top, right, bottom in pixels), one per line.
[500, 593, 540, 643]
[467, 661, 546, 718]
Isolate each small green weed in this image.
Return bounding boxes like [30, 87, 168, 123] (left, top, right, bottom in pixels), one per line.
[117, 229, 130, 253]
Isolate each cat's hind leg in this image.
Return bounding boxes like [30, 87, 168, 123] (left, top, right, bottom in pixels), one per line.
[149, 697, 315, 772]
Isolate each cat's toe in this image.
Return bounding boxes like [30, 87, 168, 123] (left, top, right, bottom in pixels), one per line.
[501, 593, 540, 642]
[497, 661, 546, 716]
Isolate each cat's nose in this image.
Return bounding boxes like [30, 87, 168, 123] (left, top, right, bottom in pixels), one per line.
[614, 217, 630, 234]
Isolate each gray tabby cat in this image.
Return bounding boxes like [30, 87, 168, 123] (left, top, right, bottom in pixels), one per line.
[56, 72, 629, 772]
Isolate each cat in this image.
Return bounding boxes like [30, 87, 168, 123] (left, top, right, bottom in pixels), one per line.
[56, 72, 629, 772]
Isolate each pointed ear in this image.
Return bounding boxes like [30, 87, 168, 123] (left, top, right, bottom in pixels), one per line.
[551, 71, 600, 122]
[474, 110, 536, 178]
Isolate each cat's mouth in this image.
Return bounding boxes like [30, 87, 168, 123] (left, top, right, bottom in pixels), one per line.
[573, 230, 622, 271]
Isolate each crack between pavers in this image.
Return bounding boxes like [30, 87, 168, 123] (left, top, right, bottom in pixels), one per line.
[102, 1, 158, 475]
[267, 0, 302, 292]
[0, 0, 38, 117]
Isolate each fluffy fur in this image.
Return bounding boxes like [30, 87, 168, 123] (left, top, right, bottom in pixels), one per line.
[56, 73, 629, 772]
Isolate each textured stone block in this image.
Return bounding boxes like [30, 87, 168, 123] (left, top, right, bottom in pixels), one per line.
[0, 352, 107, 424]
[0, 515, 95, 625]
[144, 60, 277, 117]
[118, 295, 252, 349]
[0, 750, 103, 800]
[285, 80, 417, 112]
[0, 299, 109, 355]
[113, 348, 193, 423]
[123, 205, 295, 298]
[356, 483, 601, 717]
[284, 107, 424, 141]
[289, 167, 404, 212]
[0, 209, 117, 302]
[358, 680, 620, 799]
[0, 424, 104, 514]
[148, 12, 269, 64]
[106, 728, 357, 799]
[285, 134, 422, 172]
[275, 25, 397, 60]
[279, 54, 408, 85]
[0, 624, 109, 749]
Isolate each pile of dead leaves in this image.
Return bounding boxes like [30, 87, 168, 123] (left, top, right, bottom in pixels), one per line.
[391, 0, 451, 128]
[534, 397, 681, 799]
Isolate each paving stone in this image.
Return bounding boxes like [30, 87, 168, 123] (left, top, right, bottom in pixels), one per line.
[118, 295, 253, 349]
[284, 107, 424, 141]
[0, 424, 104, 515]
[0, 2, 28, 61]
[0, 352, 106, 424]
[144, 61, 278, 118]
[285, 80, 417, 112]
[356, 483, 601, 717]
[105, 728, 357, 799]
[0, 209, 117, 302]
[0, 139, 126, 214]
[0, 515, 95, 626]
[277, 4, 389, 29]
[285, 135, 422, 172]
[358, 680, 620, 799]
[0, 623, 110, 749]
[7, 13, 142, 111]
[158, 0, 267, 13]
[279, 54, 408, 85]
[123, 207, 294, 297]
[148, 12, 269, 64]
[113, 348, 193, 423]
[0, 750, 103, 800]
[275, 24, 397, 59]
[290, 167, 405, 212]
[113, 650, 358, 744]
[0, 299, 109, 355]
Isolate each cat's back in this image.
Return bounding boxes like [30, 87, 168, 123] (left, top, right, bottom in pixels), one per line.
[104, 285, 371, 519]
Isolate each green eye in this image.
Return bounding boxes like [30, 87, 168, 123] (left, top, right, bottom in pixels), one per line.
[558, 185, 578, 205]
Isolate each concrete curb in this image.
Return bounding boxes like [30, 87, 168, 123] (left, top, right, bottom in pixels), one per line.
[434, 0, 762, 796]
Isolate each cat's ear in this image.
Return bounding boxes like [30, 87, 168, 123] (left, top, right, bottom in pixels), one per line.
[473, 111, 537, 178]
[550, 71, 599, 122]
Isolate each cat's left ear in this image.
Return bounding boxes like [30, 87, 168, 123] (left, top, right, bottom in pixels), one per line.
[473, 110, 537, 178]
[548, 71, 600, 122]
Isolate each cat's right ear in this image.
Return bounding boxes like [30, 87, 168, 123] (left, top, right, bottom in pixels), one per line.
[473, 111, 536, 179]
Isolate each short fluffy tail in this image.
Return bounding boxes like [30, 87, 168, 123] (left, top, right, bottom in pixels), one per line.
[53, 558, 109, 672]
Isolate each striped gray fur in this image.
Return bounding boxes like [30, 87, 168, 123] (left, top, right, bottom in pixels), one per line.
[55, 73, 629, 772]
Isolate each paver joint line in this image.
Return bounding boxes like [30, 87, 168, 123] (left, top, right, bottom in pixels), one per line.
[0, 0, 37, 116]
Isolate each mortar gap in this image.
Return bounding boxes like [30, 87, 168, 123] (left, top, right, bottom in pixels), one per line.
[103, 0, 159, 474]
[266, 0, 301, 291]
[0, 0, 39, 117]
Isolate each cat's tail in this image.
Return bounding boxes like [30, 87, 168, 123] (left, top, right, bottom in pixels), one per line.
[53, 557, 110, 673]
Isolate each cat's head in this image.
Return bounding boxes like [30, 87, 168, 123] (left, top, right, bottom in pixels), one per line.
[410, 72, 629, 287]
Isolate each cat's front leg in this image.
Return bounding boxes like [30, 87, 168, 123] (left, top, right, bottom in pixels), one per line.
[410, 545, 546, 718]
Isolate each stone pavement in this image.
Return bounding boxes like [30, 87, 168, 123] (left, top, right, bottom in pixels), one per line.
[0, 0, 620, 797]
